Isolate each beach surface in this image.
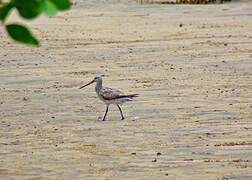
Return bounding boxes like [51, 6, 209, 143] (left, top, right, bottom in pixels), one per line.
[0, 0, 252, 179]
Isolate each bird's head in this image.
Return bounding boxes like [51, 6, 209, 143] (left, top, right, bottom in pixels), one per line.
[79, 76, 102, 89]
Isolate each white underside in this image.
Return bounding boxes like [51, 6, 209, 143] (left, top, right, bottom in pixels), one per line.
[100, 97, 133, 105]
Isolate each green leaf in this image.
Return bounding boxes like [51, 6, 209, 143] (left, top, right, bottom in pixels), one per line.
[6, 24, 39, 46]
[42, 0, 71, 16]
[42, 0, 58, 16]
[0, 3, 13, 22]
[12, 0, 43, 19]
[50, 0, 71, 11]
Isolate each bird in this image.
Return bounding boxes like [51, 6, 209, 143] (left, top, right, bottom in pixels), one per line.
[79, 76, 138, 121]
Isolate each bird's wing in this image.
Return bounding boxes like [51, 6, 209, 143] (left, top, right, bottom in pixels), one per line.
[99, 87, 124, 100]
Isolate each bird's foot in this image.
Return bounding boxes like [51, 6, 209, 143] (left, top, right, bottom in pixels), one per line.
[121, 117, 125, 120]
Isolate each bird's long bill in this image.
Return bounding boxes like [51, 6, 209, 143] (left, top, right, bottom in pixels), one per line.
[79, 79, 95, 89]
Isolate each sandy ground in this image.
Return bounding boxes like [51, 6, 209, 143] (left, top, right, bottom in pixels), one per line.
[0, 0, 252, 179]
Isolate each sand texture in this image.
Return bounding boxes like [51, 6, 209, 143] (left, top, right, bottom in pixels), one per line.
[0, 0, 252, 179]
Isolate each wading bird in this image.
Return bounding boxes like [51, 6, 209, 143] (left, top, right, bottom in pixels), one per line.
[79, 76, 138, 121]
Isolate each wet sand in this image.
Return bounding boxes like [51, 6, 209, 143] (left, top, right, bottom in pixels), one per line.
[0, 0, 252, 179]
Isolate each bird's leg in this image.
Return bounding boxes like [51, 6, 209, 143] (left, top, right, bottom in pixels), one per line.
[103, 105, 109, 121]
[117, 104, 124, 120]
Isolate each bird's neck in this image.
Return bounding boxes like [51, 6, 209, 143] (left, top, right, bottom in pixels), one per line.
[95, 79, 102, 93]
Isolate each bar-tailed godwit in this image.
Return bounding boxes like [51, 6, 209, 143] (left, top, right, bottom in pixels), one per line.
[79, 76, 138, 121]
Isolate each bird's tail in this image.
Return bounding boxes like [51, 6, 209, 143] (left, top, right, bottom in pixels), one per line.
[115, 94, 139, 103]
[125, 94, 139, 99]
